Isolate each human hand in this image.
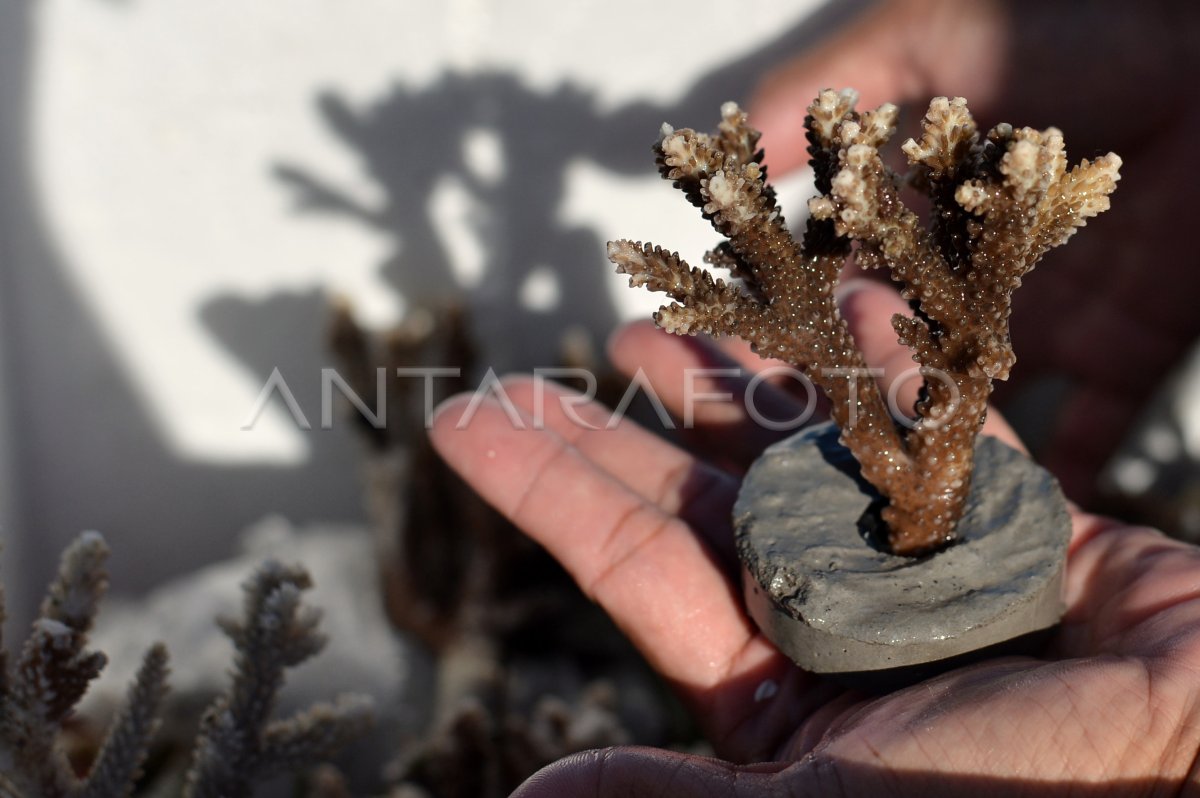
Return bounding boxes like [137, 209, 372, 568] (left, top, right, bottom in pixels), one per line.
[749, 0, 1200, 504]
[430, 280, 1200, 796]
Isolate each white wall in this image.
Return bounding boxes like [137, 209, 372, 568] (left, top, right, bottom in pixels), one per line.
[1, 0, 857, 622]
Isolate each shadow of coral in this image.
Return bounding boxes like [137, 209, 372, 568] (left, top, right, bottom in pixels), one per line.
[0, 1, 873, 626]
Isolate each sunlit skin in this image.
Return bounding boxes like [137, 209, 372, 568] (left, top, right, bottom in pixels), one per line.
[431, 1, 1200, 793]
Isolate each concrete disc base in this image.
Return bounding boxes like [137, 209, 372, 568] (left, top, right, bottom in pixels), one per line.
[735, 423, 1071, 690]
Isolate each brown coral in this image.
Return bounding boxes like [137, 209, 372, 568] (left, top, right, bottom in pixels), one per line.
[609, 90, 1120, 555]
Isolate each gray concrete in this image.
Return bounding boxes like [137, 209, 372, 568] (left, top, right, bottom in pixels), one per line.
[735, 423, 1071, 675]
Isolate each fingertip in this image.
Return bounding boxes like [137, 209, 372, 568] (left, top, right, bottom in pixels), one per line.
[513, 747, 745, 798]
[428, 394, 478, 478]
[747, 80, 812, 175]
[746, 1, 961, 176]
[713, 334, 775, 372]
[496, 370, 537, 395]
[511, 749, 608, 798]
[981, 410, 1026, 455]
[834, 278, 912, 371]
[607, 319, 676, 378]
[606, 319, 660, 360]
[834, 276, 908, 314]
[430, 392, 473, 435]
[429, 388, 531, 458]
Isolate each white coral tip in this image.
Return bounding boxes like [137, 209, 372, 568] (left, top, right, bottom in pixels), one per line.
[659, 132, 691, 163]
[705, 171, 736, 207]
[808, 196, 835, 219]
[34, 617, 73, 639]
[844, 143, 874, 167]
[955, 182, 990, 213]
[839, 119, 862, 143]
[79, 530, 106, 547]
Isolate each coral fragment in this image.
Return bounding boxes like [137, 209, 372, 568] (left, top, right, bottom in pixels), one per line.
[610, 90, 1120, 555]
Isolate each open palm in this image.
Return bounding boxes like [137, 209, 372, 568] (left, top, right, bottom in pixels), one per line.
[431, 3, 1200, 790]
[431, 287, 1200, 794]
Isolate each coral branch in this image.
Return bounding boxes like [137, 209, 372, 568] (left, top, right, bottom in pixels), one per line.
[0, 536, 373, 797]
[2, 534, 111, 798]
[608, 240, 776, 342]
[183, 561, 374, 798]
[612, 91, 1120, 554]
[79, 644, 170, 798]
[259, 695, 375, 775]
[0, 533, 168, 798]
[38, 531, 109, 635]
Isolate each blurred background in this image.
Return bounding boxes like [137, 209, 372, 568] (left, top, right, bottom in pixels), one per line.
[0, 0, 861, 625]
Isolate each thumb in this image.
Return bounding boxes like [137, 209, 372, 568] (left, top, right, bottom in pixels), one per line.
[748, 0, 1008, 175]
[513, 748, 789, 798]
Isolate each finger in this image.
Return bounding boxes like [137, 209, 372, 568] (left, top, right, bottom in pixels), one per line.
[429, 396, 769, 704]
[710, 332, 790, 375]
[836, 278, 923, 407]
[1043, 383, 1138, 504]
[513, 748, 786, 798]
[749, 3, 918, 175]
[837, 277, 1023, 451]
[709, 334, 832, 420]
[514, 746, 917, 798]
[749, 0, 1007, 175]
[1056, 511, 1200, 664]
[608, 322, 816, 470]
[495, 377, 849, 760]
[500, 375, 741, 566]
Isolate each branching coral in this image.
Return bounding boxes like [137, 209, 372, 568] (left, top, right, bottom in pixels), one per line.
[609, 90, 1120, 554]
[0, 535, 372, 797]
[0, 533, 168, 798]
[183, 560, 374, 798]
